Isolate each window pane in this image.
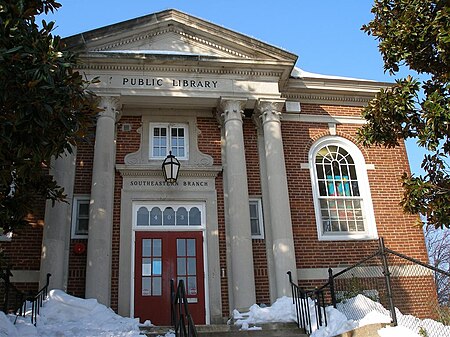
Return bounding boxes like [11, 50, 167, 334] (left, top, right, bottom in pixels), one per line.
[187, 277, 197, 296]
[142, 239, 151, 257]
[187, 239, 195, 257]
[187, 258, 196, 276]
[163, 207, 175, 226]
[251, 219, 260, 236]
[177, 239, 186, 256]
[189, 207, 201, 226]
[150, 207, 162, 226]
[176, 207, 188, 226]
[142, 258, 151, 276]
[79, 203, 89, 216]
[249, 203, 258, 218]
[152, 277, 162, 296]
[142, 277, 151, 296]
[153, 258, 162, 275]
[153, 239, 162, 257]
[178, 257, 186, 275]
[137, 207, 149, 226]
[77, 219, 89, 234]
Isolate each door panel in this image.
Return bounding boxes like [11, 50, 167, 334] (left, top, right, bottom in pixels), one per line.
[134, 231, 205, 325]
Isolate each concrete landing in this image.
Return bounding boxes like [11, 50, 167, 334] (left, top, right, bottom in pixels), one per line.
[140, 322, 307, 337]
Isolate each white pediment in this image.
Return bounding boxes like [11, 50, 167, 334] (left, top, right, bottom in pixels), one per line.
[64, 9, 297, 62]
[91, 28, 244, 58]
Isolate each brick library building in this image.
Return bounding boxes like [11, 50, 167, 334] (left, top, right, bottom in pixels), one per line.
[0, 9, 434, 325]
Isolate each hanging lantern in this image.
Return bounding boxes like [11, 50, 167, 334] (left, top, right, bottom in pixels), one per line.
[162, 151, 180, 183]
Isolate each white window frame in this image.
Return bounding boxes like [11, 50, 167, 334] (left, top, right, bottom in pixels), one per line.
[309, 136, 378, 241]
[249, 198, 264, 240]
[149, 123, 189, 160]
[71, 195, 90, 239]
[132, 202, 205, 230]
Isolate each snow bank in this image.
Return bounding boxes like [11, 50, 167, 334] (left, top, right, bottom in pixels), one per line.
[8, 290, 146, 337]
[233, 293, 449, 337]
[233, 296, 296, 326]
[2, 290, 448, 337]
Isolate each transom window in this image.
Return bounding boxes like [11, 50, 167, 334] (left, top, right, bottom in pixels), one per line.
[134, 204, 204, 228]
[309, 137, 377, 241]
[150, 123, 188, 160]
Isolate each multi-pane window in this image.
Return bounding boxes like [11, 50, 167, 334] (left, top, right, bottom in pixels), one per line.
[71, 196, 90, 238]
[141, 239, 162, 296]
[135, 204, 203, 227]
[150, 123, 188, 160]
[310, 137, 377, 241]
[249, 199, 264, 239]
[315, 145, 364, 233]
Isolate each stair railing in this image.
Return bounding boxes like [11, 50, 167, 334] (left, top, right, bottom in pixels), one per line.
[287, 271, 327, 335]
[26, 273, 51, 325]
[1, 266, 51, 325]
[171, 279, 198, 337]
[1, 266, 25, 315]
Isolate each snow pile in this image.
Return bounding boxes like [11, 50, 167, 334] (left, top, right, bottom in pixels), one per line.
[1, 290, 448, 337]
[233, 296, 296, 326]
[2, 289, 146, 337]
[233, 293, 449, 337]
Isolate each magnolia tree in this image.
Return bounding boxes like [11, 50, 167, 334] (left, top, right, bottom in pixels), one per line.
[0, 0, 99, 234]
[358, 0, 449, 229]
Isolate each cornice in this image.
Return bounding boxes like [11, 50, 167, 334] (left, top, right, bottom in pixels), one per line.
[281, 113, 367, 125]
[76, 60, 285, 78]
[116, 164, 222, 178]
[282, 92, 373, 106]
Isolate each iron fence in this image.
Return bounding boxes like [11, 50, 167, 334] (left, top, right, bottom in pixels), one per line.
[325, 238, 450, 337]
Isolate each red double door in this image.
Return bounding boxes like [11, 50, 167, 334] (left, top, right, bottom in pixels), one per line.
[134, 231, 206, 325]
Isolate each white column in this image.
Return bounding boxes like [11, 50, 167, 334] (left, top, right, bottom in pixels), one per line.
[218, 98, 256, 310]
[255, 99, 297, 298]
[85, 96, 119, 305]
[39, 149, 76, 291]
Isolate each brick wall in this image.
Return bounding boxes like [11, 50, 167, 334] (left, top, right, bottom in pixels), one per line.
[67, 133, 96, 297]
[0, 194, 45, 296]
[283, 104, 433, 320]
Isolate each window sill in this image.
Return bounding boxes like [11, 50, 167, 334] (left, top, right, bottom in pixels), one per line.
[318, 233, 378, 241]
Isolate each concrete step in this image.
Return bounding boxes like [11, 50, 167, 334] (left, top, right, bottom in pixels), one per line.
[140, 322, 307, 337]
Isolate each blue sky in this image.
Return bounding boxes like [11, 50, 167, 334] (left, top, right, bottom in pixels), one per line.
[41, 0, 426, 175]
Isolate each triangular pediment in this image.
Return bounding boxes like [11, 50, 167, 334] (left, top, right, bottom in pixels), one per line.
[64, 9, 297, 63]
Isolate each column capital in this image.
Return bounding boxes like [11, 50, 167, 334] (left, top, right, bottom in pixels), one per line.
[216, 97, 247, 126]
[254, 99, 285, 126]
[99, 95, 121, 121]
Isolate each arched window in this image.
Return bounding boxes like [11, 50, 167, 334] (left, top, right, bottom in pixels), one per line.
[309, 136, 377, 240]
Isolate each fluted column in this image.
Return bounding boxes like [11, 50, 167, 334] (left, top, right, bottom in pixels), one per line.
[217, 97, 256, 310]
[255, 99, 297, 298]
[39, 149, 76, 291]
[85, 96, 120, 305]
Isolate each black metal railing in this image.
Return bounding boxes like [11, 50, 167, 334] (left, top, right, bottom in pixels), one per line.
[0, 266, 51, 325]
[324, 238, 450, 337]
[25, 273, 51, 325]
[287, 271, 327, 334]
[171, 279, 198, 337]
[1, 266, 25, 315]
